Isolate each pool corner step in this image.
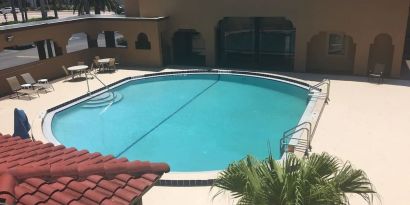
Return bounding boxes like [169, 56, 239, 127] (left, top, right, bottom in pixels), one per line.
[82, 92, 123, 108]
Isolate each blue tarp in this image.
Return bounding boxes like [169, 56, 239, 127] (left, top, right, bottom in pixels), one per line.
[13, 108, 31, 139]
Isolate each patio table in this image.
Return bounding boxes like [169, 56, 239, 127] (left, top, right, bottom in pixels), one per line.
[67, 65, 88, 79]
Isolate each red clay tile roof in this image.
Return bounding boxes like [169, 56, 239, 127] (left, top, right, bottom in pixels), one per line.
[0, 133, 170, 205]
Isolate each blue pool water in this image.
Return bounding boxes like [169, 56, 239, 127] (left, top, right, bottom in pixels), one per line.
[51, 74, 309, 171]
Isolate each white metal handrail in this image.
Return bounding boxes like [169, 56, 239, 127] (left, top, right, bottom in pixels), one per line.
[280, 79, 330, 157]
[309, 79, 330, 103]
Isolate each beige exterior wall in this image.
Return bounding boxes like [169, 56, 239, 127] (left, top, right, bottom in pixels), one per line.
[0, 0, 408, 96]
[0, 17, 167, 96]
[134, 0, 410, 77]
[0, 18, 166, 66]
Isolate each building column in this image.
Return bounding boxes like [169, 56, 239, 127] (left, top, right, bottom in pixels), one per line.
[352, 39, 371, 76]
[46, 40, 54, 58]
[202, 28, 216, 67]
[124, 0, 140, 17]
[87, 34, 98, 48]
[56, 37, 69, 55]
[54, 43, 63, 56]
[391, 35, 406, 78]
[35, 40, 47, 60]
[293, 32, 310, 72]
[105, 31, 116, 48]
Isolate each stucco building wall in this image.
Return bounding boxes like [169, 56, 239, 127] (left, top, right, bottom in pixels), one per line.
[0, 17, 167, 95]
[134, 0, 409, 77]
[0, 0, 408, 96]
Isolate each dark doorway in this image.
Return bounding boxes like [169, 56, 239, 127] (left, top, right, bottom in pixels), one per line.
[368, 34, 393, 76]
[172, 29, 206, 66]
[217, 17, 295, 71]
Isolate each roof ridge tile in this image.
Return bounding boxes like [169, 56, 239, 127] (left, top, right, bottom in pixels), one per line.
[10, 166, 50, 180]
[78, 164, 105, 177]
[51, 164, 79, 178]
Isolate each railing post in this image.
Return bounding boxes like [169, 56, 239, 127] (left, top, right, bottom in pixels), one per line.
[85, 73, 90, 95]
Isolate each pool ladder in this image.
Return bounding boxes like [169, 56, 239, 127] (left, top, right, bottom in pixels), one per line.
[308, 79, 331, 104]
[85, 72, 111, 95]
[280, 122, 312, 157]
[279, 79, 330, 157]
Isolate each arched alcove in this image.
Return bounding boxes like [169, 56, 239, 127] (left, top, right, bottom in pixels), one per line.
[135, 33, 151, 49]
[368, 33, 394, 76]
[306, 32, 356, 74]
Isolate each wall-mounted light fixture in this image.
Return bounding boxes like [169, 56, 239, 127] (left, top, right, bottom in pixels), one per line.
[5, 35, 14, 42]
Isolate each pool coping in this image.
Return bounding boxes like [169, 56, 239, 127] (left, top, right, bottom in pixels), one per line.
[41, 69, 326, 185]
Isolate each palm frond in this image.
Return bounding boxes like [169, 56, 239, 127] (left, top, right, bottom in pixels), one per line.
[212, 152, 378, 205]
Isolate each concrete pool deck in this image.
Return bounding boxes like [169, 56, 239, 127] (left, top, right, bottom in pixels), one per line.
[0, 67, 409, 205]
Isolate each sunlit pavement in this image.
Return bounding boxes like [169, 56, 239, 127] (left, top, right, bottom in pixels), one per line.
[0, 68, 409, 205]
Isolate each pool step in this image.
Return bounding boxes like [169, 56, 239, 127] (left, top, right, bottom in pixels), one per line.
[82, 92, 123, 108]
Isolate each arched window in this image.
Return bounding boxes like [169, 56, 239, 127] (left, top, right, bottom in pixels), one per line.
[66, 32, 89, 53]
[115, 32, 128, 48]
[135, 33, 151, 49]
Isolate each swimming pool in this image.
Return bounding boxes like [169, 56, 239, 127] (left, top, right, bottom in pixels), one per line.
[45, 71, 311, 172]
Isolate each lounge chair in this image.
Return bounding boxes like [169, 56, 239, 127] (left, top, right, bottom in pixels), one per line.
[6, 76, 40, 99]
[368, 63, 385, 84]
[20, 73, 54, 92]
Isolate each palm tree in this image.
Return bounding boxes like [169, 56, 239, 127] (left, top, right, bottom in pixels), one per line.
[72, 0, 117, 15]
[10, 0, 18, 21]
[213, 152, 378, 205]
[52, 0, 59, 18]
[17, 0, 25, 22]
[39, 0, 47, 19]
